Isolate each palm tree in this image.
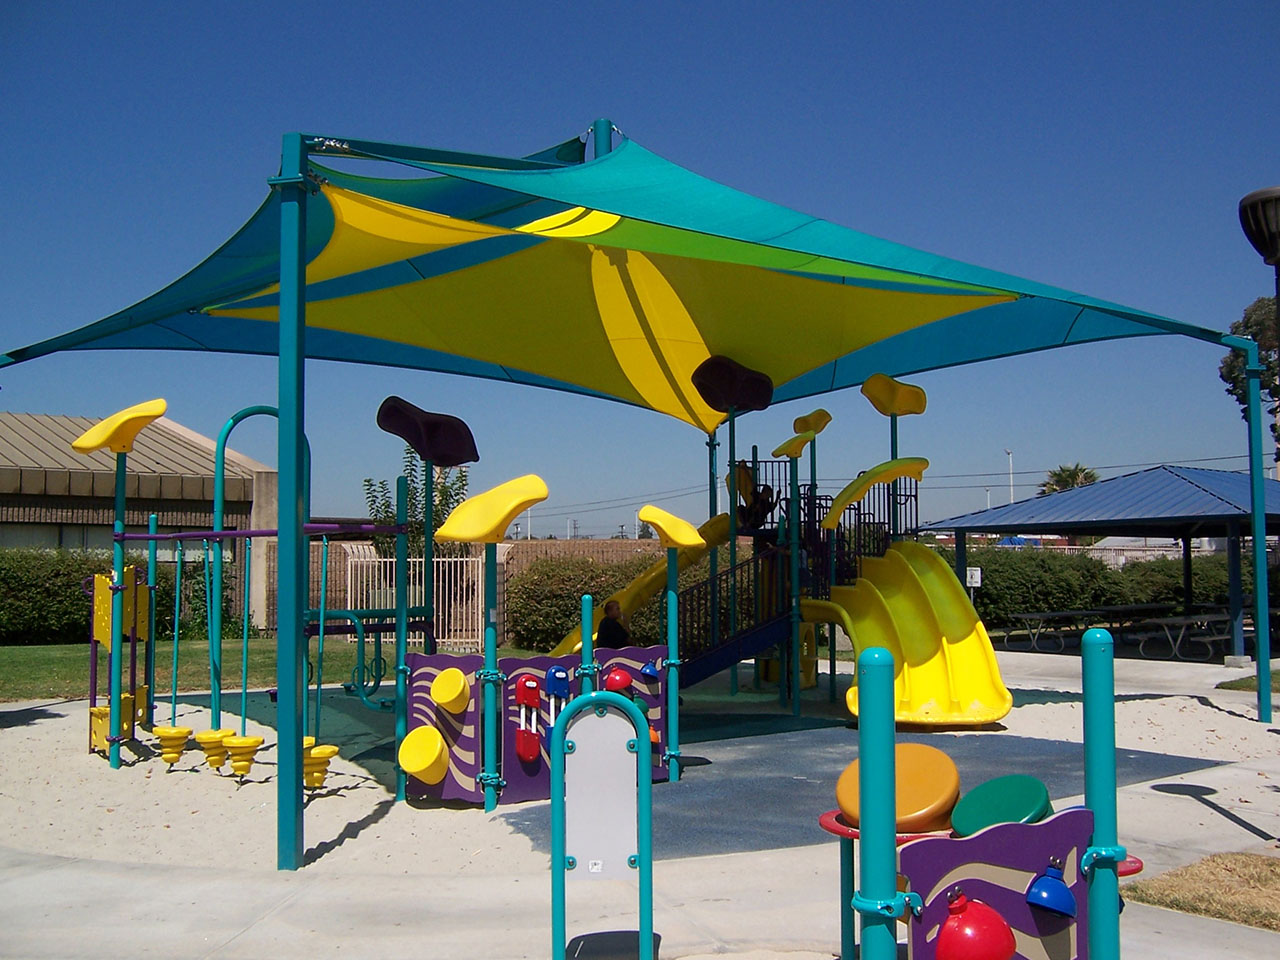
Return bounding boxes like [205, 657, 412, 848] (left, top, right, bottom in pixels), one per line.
[1040, 462, 1099, 495]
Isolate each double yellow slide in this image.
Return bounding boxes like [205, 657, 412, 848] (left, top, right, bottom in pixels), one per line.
[801, 541, 1011, 725]
[548, 513, 732, 657]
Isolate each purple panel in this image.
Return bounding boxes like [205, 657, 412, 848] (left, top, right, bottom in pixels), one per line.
[404, 652, 483, 804]
[499, 646, 668, 805]
[897, 808, 1094, 960]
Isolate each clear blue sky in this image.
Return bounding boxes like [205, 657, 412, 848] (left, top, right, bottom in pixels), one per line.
[2, 1, 1277, 536]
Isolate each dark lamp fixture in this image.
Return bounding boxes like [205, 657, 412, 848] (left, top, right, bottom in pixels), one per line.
[1240, 186, 1280, 265]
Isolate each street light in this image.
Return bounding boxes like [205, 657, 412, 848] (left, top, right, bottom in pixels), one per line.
[1004, 448, 1014, 504]
[1240, 186, 1280, 476]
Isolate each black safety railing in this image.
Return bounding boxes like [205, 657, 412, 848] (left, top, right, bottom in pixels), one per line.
[674, 547, 790, 662]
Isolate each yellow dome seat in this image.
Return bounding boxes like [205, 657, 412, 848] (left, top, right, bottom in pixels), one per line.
[637, 505, 704, 549]
[71, 398, 167, 454]
[399, 725, 449, 785]
[435, 474, 548, 543]
[430, 667, 471, 714]
[835, 743, 960, 833]
[821, 458, 929, 529]
[860, 374, 927, 418]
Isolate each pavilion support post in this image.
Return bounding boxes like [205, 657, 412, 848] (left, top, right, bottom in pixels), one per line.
[108, 453, 127, 770]
[274, 132, 309, 870]
[1181, 536, 1194, 612]
[1228, 521, 1245, 658]
[954, 530, 967, 583]
[789, 455, 801, 716]
[1244, 343, 1273, 722]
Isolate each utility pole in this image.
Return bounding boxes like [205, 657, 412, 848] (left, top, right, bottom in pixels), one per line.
[1004, 448, 1014, 504]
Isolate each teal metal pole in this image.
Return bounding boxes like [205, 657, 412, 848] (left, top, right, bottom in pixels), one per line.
[274, 130, 309, 870]
[482, 541, 499, 811]
[314, 536, 328, 741]
[580, 594, 595, 694]
[752, 445, 761, 688]
[240, 538, 252, 737]
[789, 455, 801, 715]
[1244, 347, 1273, 722]
[839, 835, 855, 959]
[708, 430, 719, 648]
[728, 410, 738, 694]
[855, 646, 897, 960]
[108, 453, 127, 769]
[203, 540, 219, 730]
[592, 117, 612, 158]
[828, 532, 837, 703]
[170, 539, 183, 727]
[424, 458, 434, 638]
[665, 545, 681, 782]
[889, 413, 899, 541]
[1228, 521, 1245, 658]
[394, 478, 409, 802]
[145, 514, 157, 728]
[1082, 628, 1121, 960]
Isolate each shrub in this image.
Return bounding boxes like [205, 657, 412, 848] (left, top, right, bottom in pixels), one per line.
[505, 553, 712, 652]
[0, 548, 241, 646]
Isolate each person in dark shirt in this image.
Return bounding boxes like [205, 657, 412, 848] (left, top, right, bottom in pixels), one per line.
[595, 600, 631, 649]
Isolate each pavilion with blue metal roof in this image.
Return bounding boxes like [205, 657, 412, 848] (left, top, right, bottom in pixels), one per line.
[924, 465, 1280, 659]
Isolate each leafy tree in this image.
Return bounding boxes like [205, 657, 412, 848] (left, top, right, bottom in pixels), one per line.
[637, 522, 655, 540]
[1218, 296, 1279, 457]
[1039, 462, 1099, 495]
[362, 445, 469, 558]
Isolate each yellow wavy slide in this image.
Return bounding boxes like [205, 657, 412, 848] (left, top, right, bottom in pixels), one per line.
[800, 541, 1010, 725]
[548, 513, 732, 657]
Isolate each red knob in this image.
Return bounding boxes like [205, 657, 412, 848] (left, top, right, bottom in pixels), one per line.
[936, 892, 1016, 960]
[603, 667, 633, 693]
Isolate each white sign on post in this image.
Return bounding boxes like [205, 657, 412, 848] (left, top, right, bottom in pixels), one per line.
[966, 567, 982, 588]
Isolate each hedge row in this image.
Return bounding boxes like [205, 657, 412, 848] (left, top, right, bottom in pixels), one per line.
[505, 553, 712, 652]
[942, 547, 1279, 627]
[503, 546, 1280, 650]
[0, 549, 240, 646]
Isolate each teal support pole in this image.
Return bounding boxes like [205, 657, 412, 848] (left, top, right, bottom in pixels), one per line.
[313, 537, 327, 740]
[592, 117, 612, 159]
[707, 430, 719, 648]
[665, 545, 681, 782]
[752, 445, 761, 688]
[550, 690, 653, 960]
[274, 131, 309, 870]
[240, 538, 252, 737]
[839, 835, 855, 959]
[827, 532, 837, 703]
[394, 478, 409, 802]
[889, 413, 900, 541]
[424, 458, 434, 634]
[482, 541, 500, 811]
[1244, 347, 1273, 722]
[170, 539, 183, 727]
[789, 455, 801, 716]
[579, 594, 595, 694]
[1082, 628, 1122, 960]
[145, 514, 157, 728]
[728, 410, 738, 695]
[108, 453, 127, 769]
[855, 646, 897, 960]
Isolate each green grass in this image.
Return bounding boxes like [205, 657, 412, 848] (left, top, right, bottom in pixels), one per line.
[1216, 668, 1280, 692]
[0, 638, 543, 702]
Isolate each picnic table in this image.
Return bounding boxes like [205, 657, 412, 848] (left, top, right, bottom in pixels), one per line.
[1008, 609, 1099, 652]
[1090, 603, 1175, 639]
[1134, 613, 1233, 661]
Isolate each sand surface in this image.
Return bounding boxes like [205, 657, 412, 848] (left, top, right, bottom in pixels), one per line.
[1, 655, 1274, 879]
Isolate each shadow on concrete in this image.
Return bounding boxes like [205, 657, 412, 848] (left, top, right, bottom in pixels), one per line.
[564, 931, 662, 959]
[1150, 782, 1277, 842]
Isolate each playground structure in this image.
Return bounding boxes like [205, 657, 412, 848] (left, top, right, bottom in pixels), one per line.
[75, 365, 1016, 804]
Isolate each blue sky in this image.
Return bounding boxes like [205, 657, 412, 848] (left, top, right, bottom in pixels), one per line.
[2, 1, 1277, 536]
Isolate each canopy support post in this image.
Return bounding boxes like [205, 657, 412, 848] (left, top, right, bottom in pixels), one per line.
[707, 430, 719, 650]
[728, 409, 738, 695]
[275, 132, 309, 871]
[1181, 535, 1194, 612]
